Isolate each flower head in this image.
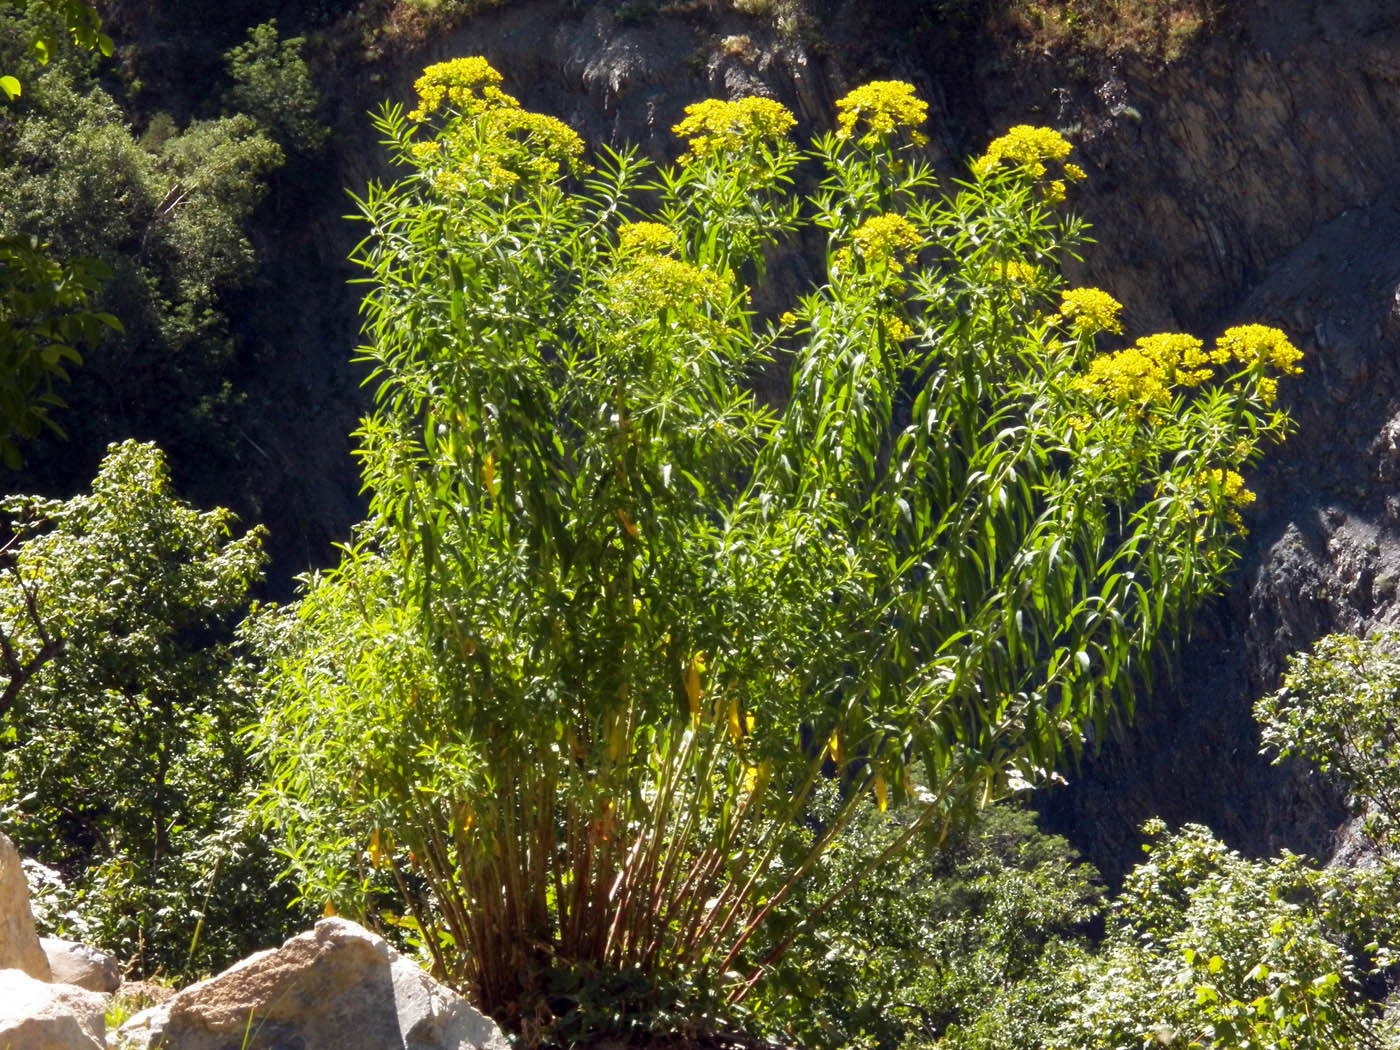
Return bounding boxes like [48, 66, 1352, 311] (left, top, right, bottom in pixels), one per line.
[1075, 332, 1211, 405]
[834, 81, 929, 147]
[972, 125, 1074, 180]
[673, 96, 796, 162]
[1215, 324, 1303, 375]
[1190, 468, 1256, 531]
[617, 222, 680, 256]
[998, 260, 1040, 284]
[850, 213, 922, 267]
[608, 254, 730, 318]
[409, 57, 518, 121]
[482, 107, 584, 178]
[1058, 288, 1123, 336]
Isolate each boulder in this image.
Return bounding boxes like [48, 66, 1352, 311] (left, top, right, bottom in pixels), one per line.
[0, 830, 51, 980]
[41, 936, 122, 993]
[118, 917, 509, 1050]
[0, 967, 106, 1050]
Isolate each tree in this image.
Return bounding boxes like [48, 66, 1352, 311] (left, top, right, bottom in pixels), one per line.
[0, 0, 118, 467]
[223, 20, 327, 154]
[0, 440, 289, 976]
[0, 0, 109, 101]
[1257, 631, 1400, 853]
[0, 236, 117, 467]
[252, 60, 1303, 1033]
[0, 6, 284, 479]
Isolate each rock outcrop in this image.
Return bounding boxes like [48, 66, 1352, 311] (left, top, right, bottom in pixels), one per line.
[0, 830, 52, 980]
[0, 968, 106, 1050]
[119, 917, 509, 1050]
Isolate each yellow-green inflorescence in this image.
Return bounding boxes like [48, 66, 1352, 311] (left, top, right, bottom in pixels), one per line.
[1058, 287, 1124, 337]
[834, 80, 929, 147]
[973, 125, 1086, 203]
[408, 57, 584, 189]
[617, 221, 681, 257]
[1075, 320, 1302, 409]
[608, 222, 728, 318]
[1189, 468, 1257, 531]
[408, 56, 516, 120]
[851, 213, 923, 267]
[1076, 332, 1218, 405]
[672, 96, 797, 162]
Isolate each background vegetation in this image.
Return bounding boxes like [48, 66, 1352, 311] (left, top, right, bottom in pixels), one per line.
[9, 6, 1400, 1050]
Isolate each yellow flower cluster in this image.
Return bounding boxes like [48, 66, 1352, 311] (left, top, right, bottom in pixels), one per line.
[409, 57, 517, 121]
[672, 96, 797, 162]
[617, 222, 680, 256]
[1076, 332, 1216, 405]
[482, 107, 584, 177]
[879, 312, 914, 342]
[1217, 324, 1303, 373]
[834, 80, 929, 147]
[1058, 288, 1123, 336]
[972, 125, 1083, 182]
[851, 213, 922, 266]
[1190, 468, 1256, 531]
[999, 260, 1039, 283]
[608, 254, 730, 316]
[1199, 468, 1256, 506]
[408, 58, 583, 188]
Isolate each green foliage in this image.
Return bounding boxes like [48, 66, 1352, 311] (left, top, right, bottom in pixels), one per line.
[928, 821, 1400, 1050]
[0, 440, 296, 978]
[748, 801, 1101, 1050]
[1256, 631, 1400, 852]
[251, 58, 1299, 1035]
[0, 0, 110, 100]
[0, 0, 120, 466]
[223, 20, 328, 153]
[0, 235, 118, 467]
[1048, 822, 1399, 1050]
[0, 21, 284, 475]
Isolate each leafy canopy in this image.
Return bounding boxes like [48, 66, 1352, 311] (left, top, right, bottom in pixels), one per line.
[253, 58, 1301, 1032]
[0, 440, 286, 977]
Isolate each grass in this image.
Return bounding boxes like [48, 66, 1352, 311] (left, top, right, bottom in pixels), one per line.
[992, 0, 1227, 64]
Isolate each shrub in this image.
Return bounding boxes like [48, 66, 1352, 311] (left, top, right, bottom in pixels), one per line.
[251, 58, 1300, 1036]
[1257, 631, 1400, 853]
[0, 440, 295, 977]
[223, 20, 328, 153]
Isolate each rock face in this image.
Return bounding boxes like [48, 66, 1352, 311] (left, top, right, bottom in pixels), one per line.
[0, 967, 106, 1050]
[119, 917, 509, 1050]
[41, 937, 122, 993]
[0, 830, 52, 980]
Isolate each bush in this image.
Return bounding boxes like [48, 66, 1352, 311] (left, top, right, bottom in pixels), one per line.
[251, 58, 1301, 1036]
[748, 800, 1102, 1050]
[1257, 631, 1400, 853]
[223, 20, 327, 153]
[0, 440, 297, 978]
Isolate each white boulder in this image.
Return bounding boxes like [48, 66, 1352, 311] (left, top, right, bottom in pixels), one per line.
[0, 830, 51, 980]
[118, 917, 509, 1050]
[0, 967, 106, 1050]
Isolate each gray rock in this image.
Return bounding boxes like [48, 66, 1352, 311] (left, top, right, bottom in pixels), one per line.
[118, 917, 509, 1050]
[0, 967, 106, 1050]
[0, 830, 51, 980]
[41, 937, 122, 993]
